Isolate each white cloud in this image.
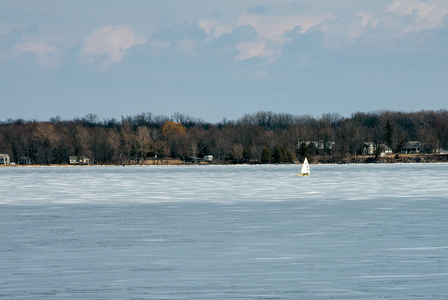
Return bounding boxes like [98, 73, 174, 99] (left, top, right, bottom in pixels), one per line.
[199, 12, 336, 62]
[238, 13, 336, 39]
[198, 20, 218, 36]
[198, 20, 233, 39]
[355, 12, 378, 28]
[354, 0, 448, 36]
[158, 2, 448, 61]
[313, 0, 448, 49]
[0, 25, 59, 67]
[215, 13, 336, 40]
[13, 40, 59, 67]
[235, 39, 277, 61]
[386, 0, 448, 21]
[80, 25, 147, 67]
[383, 0, 448, 34]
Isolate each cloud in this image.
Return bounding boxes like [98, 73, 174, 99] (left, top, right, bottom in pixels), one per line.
[386, 0, 448, 25]
[305, 0, 448, 51]
[358, 0, 448, 34]
[149, 22, 207, 56]
[236, 39, 278, 61]
[230, 25, 279, 62]
[198, 20, 233, 38]
[382, 0, 448, 34]
[13, 41, 59, 66]
[4, 0, 447, 70]
[80, 25, 147, 67]
[198, 12, 336, 62]
[0, 24, 59, 67]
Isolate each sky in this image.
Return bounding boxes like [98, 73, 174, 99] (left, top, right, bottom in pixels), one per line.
[1, 0, 448, 123]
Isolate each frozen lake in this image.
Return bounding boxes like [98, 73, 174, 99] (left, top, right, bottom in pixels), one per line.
[1, 164, 448, 299]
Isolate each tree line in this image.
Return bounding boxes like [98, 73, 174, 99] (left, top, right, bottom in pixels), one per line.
[1, 110, 447, 165]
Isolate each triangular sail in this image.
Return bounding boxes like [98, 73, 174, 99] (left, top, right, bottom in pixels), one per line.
[299, 158, 310, 175]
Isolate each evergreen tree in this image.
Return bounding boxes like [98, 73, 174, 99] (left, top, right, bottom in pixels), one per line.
[384, 120, 394, 147]
[298, 142, 310, 159]
[272, 146, 284, 163]
[243, 145, 253, 161]
[261, 147, 271, 163]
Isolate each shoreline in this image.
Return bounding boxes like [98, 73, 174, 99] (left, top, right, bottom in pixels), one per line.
[1, 154, 448, 167]
[313, 153, 448, 164]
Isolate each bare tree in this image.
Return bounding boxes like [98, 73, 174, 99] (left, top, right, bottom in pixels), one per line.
[107, 128, 121, 165]
[33, 123, 60, 164]
[135, 126, 155, 163]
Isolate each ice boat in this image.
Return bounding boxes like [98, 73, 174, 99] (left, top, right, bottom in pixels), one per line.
[297, 157, 310, 176]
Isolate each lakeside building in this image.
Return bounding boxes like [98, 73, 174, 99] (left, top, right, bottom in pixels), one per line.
[361, 143, 393, 156]
[19, 157, 31, 165]
[361, 142, 375, 155]
[0, 154, 10, 165]
[69, 156, 90, 165]
[298, 141, 335, 156]
[379, 144, 393, 155]
[401, 141, 422, 154]
[203, 155, 213, 162]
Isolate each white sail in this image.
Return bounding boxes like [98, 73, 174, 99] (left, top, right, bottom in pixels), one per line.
[298, 157, 310, 176]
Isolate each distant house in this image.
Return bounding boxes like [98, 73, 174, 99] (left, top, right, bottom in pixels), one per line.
[69, 156, 90, 165]
[186, 157, 202, 164]
[361, 143, 393, 156]
[361, 142, 375, 155]
[432, 146, 448, 154]
[401, 141, 422, 154]
[19, 157, 31, 165]
[203, 155, 213, 162]
[379, 144, 393, 155]
[299, 141, 335, 155]
[0, 154, 10, 165]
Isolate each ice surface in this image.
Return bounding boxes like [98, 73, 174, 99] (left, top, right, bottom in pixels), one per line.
[1, 164, 448, 298]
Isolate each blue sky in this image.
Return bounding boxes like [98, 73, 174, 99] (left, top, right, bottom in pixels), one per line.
[1, 0, 448, 123]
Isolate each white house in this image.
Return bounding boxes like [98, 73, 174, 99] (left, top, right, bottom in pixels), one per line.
[377, 144, 393, 157]
[361, 142, 375, 155]
[69, 156, 90, 165]
[361, 143, 393, 156]
[203, 155, 213, 162]
[0, 154, 10, 165]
